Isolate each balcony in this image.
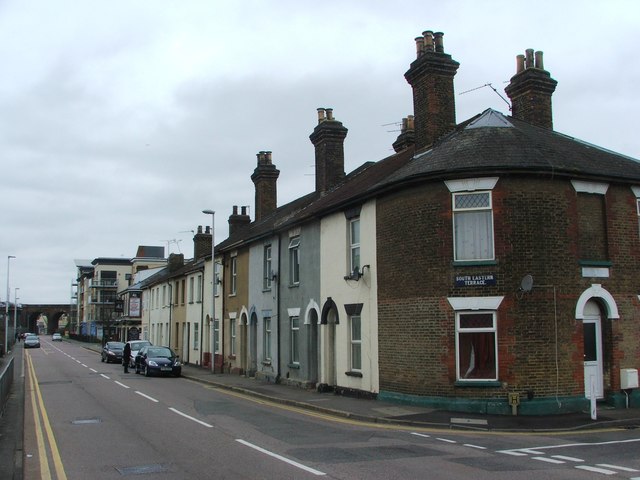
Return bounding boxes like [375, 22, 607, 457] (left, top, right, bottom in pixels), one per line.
[90, 280, 118, 288]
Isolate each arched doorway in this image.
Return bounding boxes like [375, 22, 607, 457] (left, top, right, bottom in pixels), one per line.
[583, 300, 604, 399]
[249, 312, 258, 377]
[321, 298, 339, 388]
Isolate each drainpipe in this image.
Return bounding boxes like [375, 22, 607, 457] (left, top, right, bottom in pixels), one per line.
[276, 232, 282, 383]
[199, 266, 205, 367]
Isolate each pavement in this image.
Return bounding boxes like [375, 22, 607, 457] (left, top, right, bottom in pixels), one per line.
[2, 339, 640, 479]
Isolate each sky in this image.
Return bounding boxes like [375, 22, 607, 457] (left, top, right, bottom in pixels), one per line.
[1, 0, 639, 305]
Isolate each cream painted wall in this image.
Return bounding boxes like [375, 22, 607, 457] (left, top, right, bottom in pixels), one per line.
[320, 200, 379, 393]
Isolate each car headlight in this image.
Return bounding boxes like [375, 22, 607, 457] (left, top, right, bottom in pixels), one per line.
[148, 360, 158, 367]
[174, 360, 181, 366]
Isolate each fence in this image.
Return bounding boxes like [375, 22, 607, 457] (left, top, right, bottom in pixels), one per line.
[0, 356, 15, 418]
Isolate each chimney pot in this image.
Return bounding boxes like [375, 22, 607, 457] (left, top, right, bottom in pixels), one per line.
[205, 225, 210, 234]
[415, 37, 425, 57]
[197, 225, 203, 234]
[317, 107, 326, 123]
[423, 30, 434, 52]
[265, 151, 272, 163]
[516, 54, 525, 73]
[233, 205, 238, 215]
[534, 50, 544, 70]
[326, 108, 334, 121]
[433, 32, 444, 53]
[525, 48, 534, 69]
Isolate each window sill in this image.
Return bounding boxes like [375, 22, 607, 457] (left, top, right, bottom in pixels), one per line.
[262, 288, 272, 293]
[345, 371, 363, 378]
[452, 260, 498, 267]
[454, 380, 501, 387]
[228, 355, 236, 360]
[262, 360, 272, 366]
[288, 363, 300, 369]
[288, 284, 300, 288]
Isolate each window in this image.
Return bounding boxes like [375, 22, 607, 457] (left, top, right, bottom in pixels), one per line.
[162, 285, 167, 307]
[290, 316, 299, 364]
[350, 315, 362, 371]
[456, 312, 497, 381]
[230, 320, 236, 355]
[453, 191, 494, 261]
[213, 318, 220, 353]
[289, 236, 300, 285]
[214, 262, 221, 296]
[193, 323, 199, 350]
[264, 317, 272, 361]
[263, 245, 272, 290]
[230, 257, 237, 295]
[181, 279, 186, 304]
[196, 275, 202, 302]
[349, 218, 360, 275]
[174, 281, 179, 304]
[189, 277, 194, 303]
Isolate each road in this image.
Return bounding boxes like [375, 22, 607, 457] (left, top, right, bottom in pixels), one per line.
[24, 339, 640, 479]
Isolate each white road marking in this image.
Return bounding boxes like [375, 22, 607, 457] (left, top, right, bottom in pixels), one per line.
[551, 455, 583, 462]
[168, 408, 213, 428]
[135, 391, 159, 403]
[436, 438, 456, 444]
[81, 364, 88, 368]
[596, 464, 639, 472]
[236, 439, 326, 476]
[100, 374, 110, 380]
[410, 432, 430, 438]
[464, 444, 487, 450]
[90, 368, 97, 373]
[575, 465, 617, 475]
[533, 456, 565, 464]
[114, 381, 130, 389]
[497, 450, 528, 456]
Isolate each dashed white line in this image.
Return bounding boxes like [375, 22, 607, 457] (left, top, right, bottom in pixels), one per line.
[533, 456, 565, 465]
[435, 438, 456, 444]
[81, 364, 88, 368]
[551, 455, 583, 462]
[236, 439, 326, 476]
[168, 408, 213, 428]
[596, 464, 639, 472]
[410, 432, 430, 438]
[90, 368, 98, 373]
[497, 450, 528, 456]
[575, 465, 617, 475]
[114, 381, 130, 389]
[463, 444, 487, 450]
[100, 374, 110, 380]
[135, 391, 159, 403]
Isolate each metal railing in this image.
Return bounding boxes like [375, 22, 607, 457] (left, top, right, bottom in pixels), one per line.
[89, 280, 118, 288]
[0, 356, 14, 417]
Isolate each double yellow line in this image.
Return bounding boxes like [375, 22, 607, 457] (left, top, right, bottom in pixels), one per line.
[25, 352, 68, 480]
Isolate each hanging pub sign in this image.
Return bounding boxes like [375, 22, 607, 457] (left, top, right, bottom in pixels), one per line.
[455, 273, 496, 287]
[129, 293, 141, 318]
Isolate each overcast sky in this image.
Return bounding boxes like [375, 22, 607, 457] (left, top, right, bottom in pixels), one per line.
[1, 0, 639, 304]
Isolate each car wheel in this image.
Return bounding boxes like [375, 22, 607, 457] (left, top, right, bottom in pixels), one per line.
[101, 355, 105, 363]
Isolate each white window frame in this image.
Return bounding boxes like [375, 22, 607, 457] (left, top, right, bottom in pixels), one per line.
[452, 191, 495, 262]
[349, 315, 362, 372]
[289, 236, 300, 286]
[230, 256, 237, 295]
[455, 311, 498, 382]
[213, 318, 220, 353]
[263, 245, 272, 290]
[290, 316, 300, 364]
[193, 322, 199, 350]
[349, 218, 360, 275]
[189, 277, 194, 303]
[264, 317, 272, 361]
[196, 275, 202, 302]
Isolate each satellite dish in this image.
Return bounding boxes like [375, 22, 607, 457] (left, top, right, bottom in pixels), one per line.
[520, 274, 533, 292]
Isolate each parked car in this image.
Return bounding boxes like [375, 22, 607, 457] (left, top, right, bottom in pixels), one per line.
[134, 346, 181, 377]
[101, 341, 125, 363]
[24, 334, 40, 348]
[126, 340, 152, 368]
[52, 333, 62, 341]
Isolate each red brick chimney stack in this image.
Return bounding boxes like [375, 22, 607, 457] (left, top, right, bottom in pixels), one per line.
[309, 107, 348, 194]
[505, 48, 558, 130]
[228, 205, 251, 235]
[251, 150, 280, 222]
[405, 30, 460, 151]
[193, 225, 212, 260]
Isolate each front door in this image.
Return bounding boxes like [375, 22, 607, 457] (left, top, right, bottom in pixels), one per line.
[583, 301, 603, 399]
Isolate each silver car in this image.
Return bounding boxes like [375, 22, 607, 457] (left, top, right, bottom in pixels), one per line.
[126, 340, 152, 367]
[24, 334, 40, 348]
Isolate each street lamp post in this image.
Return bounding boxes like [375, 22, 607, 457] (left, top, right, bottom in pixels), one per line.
[13, 287, 19, 342]
[202, 209, 215, 372]
[5, 255, 15, 354]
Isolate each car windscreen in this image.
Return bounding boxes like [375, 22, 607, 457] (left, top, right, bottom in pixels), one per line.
[108, 343, 125, 350]
[147, 347, 172, 358]
[131, 341, 151, 350]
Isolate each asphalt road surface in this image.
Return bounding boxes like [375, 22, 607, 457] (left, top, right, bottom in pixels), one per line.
[23, 340, 640, 479]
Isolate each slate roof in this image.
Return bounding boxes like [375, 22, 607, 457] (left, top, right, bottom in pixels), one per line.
[381, 109, 640, 188]
[215, 108, 640, 253]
